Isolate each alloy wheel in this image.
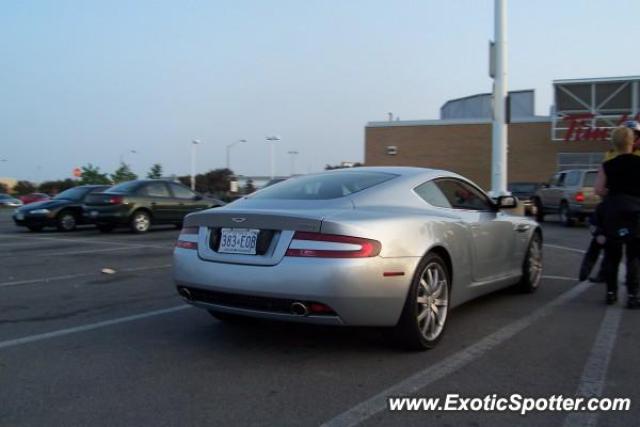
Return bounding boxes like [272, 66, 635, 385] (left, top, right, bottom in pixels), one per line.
[60, 213, 76, 231]
[528, 237, 543, 288]
[134, 213, 150, 232]
[416, 262, 449, 342]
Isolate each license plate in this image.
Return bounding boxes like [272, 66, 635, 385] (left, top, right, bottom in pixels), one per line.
[15, 213, 24, 220]
[219, 228, 259, 255]
[90, 210, 99, 217]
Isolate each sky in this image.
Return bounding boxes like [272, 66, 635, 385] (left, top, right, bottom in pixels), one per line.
[1, 0, 639, 182]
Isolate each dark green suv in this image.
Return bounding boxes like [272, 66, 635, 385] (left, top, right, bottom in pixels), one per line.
[83, 180, 223, 233]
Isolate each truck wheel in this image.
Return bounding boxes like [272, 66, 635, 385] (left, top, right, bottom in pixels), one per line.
[559, 202, 574, 227]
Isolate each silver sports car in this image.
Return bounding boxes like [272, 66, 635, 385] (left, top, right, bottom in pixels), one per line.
[174, 167, 542, 350]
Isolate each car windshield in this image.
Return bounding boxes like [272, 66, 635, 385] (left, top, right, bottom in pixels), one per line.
[250, 171, 397, 200]
[53, 187, 89, 201]
[508, 183, 537, 193]
[583, 171, 597, 187]
[0, 194, 11, 199]
[107, 181, 141, 193]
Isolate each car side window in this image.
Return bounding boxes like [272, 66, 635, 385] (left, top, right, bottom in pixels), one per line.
[414, 181, 451, 208]
[435, 179, 493, 211]
[556, 173, 566, 187]
[143, 182, 170, 197]
[564, 171, 580, 186]
[170, 183, 196, 199]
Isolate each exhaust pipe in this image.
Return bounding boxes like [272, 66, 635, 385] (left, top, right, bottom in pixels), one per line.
[290, 302, 309, 316]
[178, 287, 192, 301]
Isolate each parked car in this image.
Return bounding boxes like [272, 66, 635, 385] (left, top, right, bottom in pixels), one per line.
[13, 185, 109, 231]
[83, 179, 224, 233]
[507, 182, 543, 216]
[531, 169, 600, 226]
[0, 194, 23, 208]
[19, 193, 51, 205]
[174, 167, 542, 350]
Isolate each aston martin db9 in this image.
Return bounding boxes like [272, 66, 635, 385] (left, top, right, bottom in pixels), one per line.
[173, 167, 542, 350]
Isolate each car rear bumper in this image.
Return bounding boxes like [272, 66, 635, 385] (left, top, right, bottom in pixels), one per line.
[568, 203, 596, 216]
[173, 248, 420, 326]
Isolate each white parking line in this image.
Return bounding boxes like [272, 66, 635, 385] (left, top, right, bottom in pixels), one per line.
[321, 281, 594, 427]
[0, 264, 172, 289]
[0, 233, 170, 249]
[562, 305, 624, 427]
[0, 305, 191, 350]
[544, 243, 586, 254]
[0, 245, 173, 258]
[542, 275, 578, 282]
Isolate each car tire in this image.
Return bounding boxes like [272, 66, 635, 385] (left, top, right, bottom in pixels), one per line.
[517, 232, 543, 293]
[56, 211, 77, 231]
[394, 252, 450, 351]
[533, 198, 544, 222]
[97, 224, 116, 233]
[559, 202, 574, 227]
[27, 225, 44, 232]
[129, 210, 151, 233]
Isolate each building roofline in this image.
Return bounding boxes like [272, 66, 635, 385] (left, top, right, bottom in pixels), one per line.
[553, 75, 640, 84]
[366, 116, 550, 128]
[440, 89, 534, 109]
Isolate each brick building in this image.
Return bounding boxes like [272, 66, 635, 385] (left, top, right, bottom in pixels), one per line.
[364, 76, 639, 190]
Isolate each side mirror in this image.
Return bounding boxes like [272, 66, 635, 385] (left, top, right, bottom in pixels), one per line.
[193, 194, 203, 201]
[496, 195, 518, 209]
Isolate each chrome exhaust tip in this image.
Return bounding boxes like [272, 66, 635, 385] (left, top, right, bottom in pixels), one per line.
[290, 302, 309, 316]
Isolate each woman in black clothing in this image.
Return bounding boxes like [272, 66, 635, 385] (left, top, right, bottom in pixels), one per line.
[595, 126, 640, 308]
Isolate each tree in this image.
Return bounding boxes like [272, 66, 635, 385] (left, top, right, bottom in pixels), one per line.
[178, 168, 234, 195]
[147, 163, 163, 179]
[13, 180, 37, 195]
[80, 163, 111, 185]
[0, 182, 8, 194]
[243, 179, 256, 194]
[110, 162, 138, 183]
[38, 179, 77, 195]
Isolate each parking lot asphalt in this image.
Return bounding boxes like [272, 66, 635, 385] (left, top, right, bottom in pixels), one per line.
[0, 209, 638, 426]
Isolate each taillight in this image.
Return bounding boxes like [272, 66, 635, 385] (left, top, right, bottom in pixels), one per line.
[285, 232, 381, 258]
[575, 192, 585, 202]
[108, 195, 124, 204]
[176, 226, 199, 250]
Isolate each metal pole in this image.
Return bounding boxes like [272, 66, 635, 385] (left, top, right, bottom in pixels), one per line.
[190, 139, 200, 191]
[287, 150, 298, 176]
[491, 0, 509, 197]
[226, 146, 231, 171]
[270, 143, 274, 179]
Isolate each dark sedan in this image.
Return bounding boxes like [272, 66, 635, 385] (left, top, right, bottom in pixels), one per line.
[13, 185, 110, 232]
[83, 179, 223, 233]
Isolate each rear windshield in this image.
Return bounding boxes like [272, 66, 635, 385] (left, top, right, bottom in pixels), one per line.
[107, 181, 141, 193]
[583, 171, 597, 187]
[250, 172, 397, 200]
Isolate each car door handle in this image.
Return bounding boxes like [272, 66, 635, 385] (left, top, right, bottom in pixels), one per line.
[515, 224, 530, 232]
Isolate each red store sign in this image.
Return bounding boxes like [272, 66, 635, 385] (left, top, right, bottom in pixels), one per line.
[563, 113, 640, 142]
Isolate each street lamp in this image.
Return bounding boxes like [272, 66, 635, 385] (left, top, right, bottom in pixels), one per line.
[287, 150, 299, 176]
[226, 139, 247, 171]
[265, 136, 281, 179]
[191, 139, 201, 191]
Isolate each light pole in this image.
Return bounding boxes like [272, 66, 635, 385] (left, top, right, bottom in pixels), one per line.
[490, 0, 509, 197]
[226, 139, 247, 171]
[190, 139, 201, 191]
[287, 150, 299, 176]
[265, 136, 281, 179]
